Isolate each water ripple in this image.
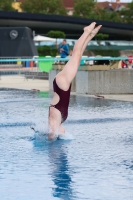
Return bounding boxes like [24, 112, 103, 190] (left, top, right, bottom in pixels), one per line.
[67, 117, 133, 124]
[0, 89, 133, 200]
[0, 122, 34, 128]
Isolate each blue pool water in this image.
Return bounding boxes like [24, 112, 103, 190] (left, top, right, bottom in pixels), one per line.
[0, 88, 133, 200]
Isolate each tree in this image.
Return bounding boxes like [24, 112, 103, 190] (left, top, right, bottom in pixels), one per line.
[96, 8, 122, 22]
[47, 30, 66, 47]
[95, 33, 109, 45]
[73, 0, 96, 18]
[73, 0, 122, 22]
[0, 0, 15, 11]
[20, 0, 67, 15]
[106, 11, 122, 22]
[120, 2, 133, 23]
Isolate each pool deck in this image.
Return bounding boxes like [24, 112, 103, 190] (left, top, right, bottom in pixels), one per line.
[0, 75, 133, 102]
[0, 75, 49, 91]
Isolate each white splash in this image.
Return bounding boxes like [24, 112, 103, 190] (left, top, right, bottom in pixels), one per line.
[31, 121, 74, 142]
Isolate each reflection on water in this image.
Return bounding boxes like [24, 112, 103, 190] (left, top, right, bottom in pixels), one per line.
[0, 89, 133, 200]
[48, 141, 73, 200]
[33, 134, 73, 199]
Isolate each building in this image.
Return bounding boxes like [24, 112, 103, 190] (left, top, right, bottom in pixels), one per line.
[62, 0, 74, 15]
[97, 1, 127, 12]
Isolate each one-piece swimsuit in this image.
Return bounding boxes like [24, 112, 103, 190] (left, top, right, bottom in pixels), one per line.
[49, 78, 71, 123]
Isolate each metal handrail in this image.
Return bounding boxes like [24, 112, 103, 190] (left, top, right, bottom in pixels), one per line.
[0, 56, 131, 63]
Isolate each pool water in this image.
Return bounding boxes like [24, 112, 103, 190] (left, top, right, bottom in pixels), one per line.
[0, 88, 133, 200]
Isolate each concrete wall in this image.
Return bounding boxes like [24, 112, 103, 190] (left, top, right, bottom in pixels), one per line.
[49, 69, 133, 94]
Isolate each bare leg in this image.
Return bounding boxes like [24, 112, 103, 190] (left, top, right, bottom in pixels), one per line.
[56, 23, 102, 91]
[81, 27, 100, 56]
[48, 23, 102, 139]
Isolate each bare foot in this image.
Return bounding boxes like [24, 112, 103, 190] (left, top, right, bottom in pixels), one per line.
[90, 25, 102, 37]
[84, 22, 96, 33]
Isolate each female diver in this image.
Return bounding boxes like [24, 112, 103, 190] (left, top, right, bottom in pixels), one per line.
[48, 22, 102, 140]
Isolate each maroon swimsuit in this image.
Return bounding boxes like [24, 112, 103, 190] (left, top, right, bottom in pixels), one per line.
[50, 78, 71, 123]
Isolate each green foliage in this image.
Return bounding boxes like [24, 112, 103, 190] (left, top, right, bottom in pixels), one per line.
[37, 46, 57, 57]
[0, 0, 15, 11]
[73, 0, 96, 18]
[37, 46, 120, 57]
[120, 2, 133, 23]
[92, 50, 120, 57]
[106, 11, 122, 22]
[73, 0, 122, 22]
[95, 8, 122, 22]
[47, 30, 66, 39]
[20, 0, 67, 15]
[95, 33, 109, 40]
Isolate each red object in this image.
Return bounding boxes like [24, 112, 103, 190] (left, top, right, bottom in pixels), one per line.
[128, 56, 133, 64]
[30, 61, 34, 67]
[122, 61, 126, 68]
